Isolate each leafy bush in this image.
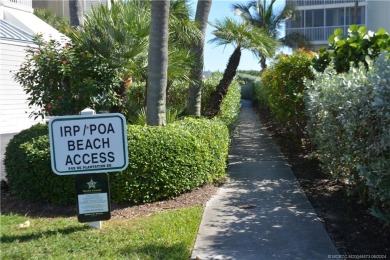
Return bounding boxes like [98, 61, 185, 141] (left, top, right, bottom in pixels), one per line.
[259, 49, 315, 134]
[201, 72, 241, 131]
[4, 124, 74, 205]
[236, 73, 260, 100]
[313, 25, 390, 73]
[305, 53, 390, 223]
[218, 80, 241, 132]
[112, 118, 229, 203]
[201, 72, 223, 116]
[253, 78, 269, 110]
[14, 36, 124, 118]
[4, 119, 229, 205]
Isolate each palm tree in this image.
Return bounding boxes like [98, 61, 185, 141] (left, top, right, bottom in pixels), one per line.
[69, 0, 84, 26]
[146, 0, 170, 126]
[204, 17, 277, 117]
[187, 0, 212, 117]
[167, 0, 202, 91]
[75, 1, 150, 78]
[232, 0, 309, 71]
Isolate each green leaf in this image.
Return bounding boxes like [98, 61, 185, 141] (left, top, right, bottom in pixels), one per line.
[349, 43, 358, 48]
[358, 26, 367, 34]
[376, 28, 387, 35]
[333, 28, 343, 37]
[328, 34, 335, 43]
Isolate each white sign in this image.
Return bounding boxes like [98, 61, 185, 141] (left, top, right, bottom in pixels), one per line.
[78, 193, 109, 214]
[49, 113, 128, 175]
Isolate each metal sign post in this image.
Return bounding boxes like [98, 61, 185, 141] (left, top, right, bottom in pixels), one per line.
[75, 173, 110, 226]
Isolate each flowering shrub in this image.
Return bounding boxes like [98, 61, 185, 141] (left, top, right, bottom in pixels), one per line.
[14, 36, 124, 118]
[305, 53, 390, 223]
[258, 49, 315, 135]
[313, 25, 390, 73]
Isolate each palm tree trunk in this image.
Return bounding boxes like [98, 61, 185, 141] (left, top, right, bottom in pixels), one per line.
[260, 55, 267, 72]
[204, 46, 241, 117]
[146, 0, 170, 126]
[69, 0, 84, 27]
[187, 0, 212, 117]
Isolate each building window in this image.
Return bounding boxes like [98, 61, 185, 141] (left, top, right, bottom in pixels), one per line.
[289, 10, 304, 28]
[346, 6, 365, 25]
[305, 9, 324, 27]
[326, 8, 344, 26]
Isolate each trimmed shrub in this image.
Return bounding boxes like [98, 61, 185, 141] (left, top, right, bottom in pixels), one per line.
[4, 119, 229, 205]
[258, 49, 315, 134]
[202, 72, 241, 131]
[111, 118, 229, 203]
[218, 80, 241, 132]
[201, 72, 223, 116]
[253, 78, 269, 110]
[4, 124, 75, 205]
[305, 53, 390, 223]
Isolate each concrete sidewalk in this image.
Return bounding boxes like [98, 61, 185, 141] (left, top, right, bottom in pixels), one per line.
[191, 100, 338, 259]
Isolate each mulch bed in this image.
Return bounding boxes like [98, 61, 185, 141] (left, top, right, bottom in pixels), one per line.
[0, 184, 218, 220]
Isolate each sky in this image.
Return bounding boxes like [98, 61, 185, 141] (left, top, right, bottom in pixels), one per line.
[192, 0, 288, 72]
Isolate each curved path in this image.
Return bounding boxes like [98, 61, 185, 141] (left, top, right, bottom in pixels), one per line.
[191, 100, 338, 259]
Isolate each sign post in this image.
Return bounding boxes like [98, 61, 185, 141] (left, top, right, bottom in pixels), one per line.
[75, 173, 110, 225]
[48, 108, 128, 228]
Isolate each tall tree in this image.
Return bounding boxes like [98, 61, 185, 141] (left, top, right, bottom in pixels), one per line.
[69, 0, 84, 27]
[186, 0, 212, 117]
[233, 0, 308, 71]
[146, 0, 170, 126]
[204, 18, 277, 117]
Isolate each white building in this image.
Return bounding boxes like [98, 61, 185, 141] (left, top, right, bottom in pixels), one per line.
[32, 0, 109, 19]
[0, 0, 66, 179]
[285, 0, 390, 50]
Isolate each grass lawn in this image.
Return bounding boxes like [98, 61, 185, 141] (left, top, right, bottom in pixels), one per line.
[0, 206, 203, 259]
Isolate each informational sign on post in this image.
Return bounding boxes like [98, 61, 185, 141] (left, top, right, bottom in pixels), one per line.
[49, 113, 128, 175]
[75, 173, 111, 223]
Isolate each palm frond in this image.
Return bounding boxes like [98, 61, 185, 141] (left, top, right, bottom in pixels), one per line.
[209, 17, 278, 58]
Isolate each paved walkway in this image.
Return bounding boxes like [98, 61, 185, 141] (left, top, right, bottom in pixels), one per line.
[191, 100, 338, 259]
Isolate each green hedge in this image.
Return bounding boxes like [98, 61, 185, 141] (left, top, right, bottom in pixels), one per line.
[218, 80, 241, 132]
[4, 118, 229, 205]
[111, 118, 229, 203]
[201, 72, 241, 132]
[4, 124, 74, 205]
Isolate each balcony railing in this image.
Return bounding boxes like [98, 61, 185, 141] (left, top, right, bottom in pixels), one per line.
[288, 0, 366, 7]
[286, 25, 364, 42]
[1, 0, 32, 8]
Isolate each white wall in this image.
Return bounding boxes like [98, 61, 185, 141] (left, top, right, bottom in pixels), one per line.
[0, 40, 43, 134]
[367, 1, 390, 33]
